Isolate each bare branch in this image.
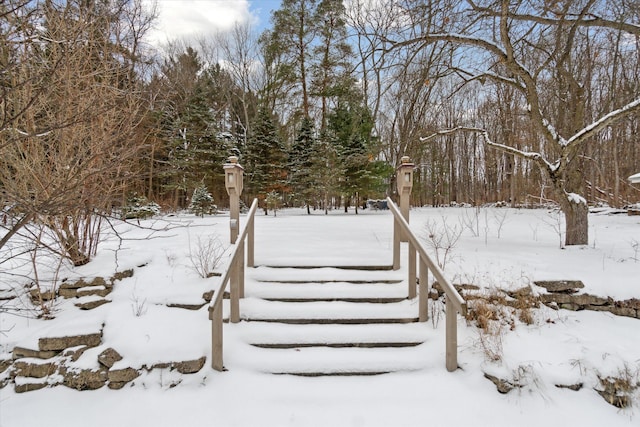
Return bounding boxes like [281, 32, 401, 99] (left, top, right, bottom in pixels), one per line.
[466, 0, 640, 36]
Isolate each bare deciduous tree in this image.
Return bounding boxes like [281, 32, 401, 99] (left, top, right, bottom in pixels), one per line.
[388, 0, 640, 245]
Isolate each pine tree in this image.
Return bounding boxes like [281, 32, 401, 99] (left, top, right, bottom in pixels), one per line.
[189, 185, 216, 217]
[309, 131, 342, 214]
[328, 102, 388, 213]
[311, 0, 354, 130]
[246, 106, 289, 213]
[288, 116, 316, 213]
[265, 0, 318, 117]
[154, 48, 232, 208]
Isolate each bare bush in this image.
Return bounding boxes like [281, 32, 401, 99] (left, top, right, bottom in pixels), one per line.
[189, 235, 225, 278]
[0, 0, 154, 265]
[459, 206, 481, 237]
[492, 209, 509, 239]
[423, 217, 463, 269]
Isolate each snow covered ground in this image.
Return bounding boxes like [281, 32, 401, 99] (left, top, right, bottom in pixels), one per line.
[1, 205, 639, 427]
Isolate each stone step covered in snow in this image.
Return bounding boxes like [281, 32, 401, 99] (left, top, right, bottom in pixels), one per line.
[234, 266, 430, 375]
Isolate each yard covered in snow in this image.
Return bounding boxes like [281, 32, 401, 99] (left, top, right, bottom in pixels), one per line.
[0, 204, 639, 427]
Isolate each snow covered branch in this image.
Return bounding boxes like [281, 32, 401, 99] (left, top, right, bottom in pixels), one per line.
[564, 97, 640, 149]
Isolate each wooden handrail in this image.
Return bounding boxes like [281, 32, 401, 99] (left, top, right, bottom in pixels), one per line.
[208, 198, 258, 371]
[387, 197, 467, 371]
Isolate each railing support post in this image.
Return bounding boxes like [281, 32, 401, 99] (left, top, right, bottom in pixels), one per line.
[238, 240, 245, 299]
[211, 305, 223, 371]
[419, 257, 428, 322]
[247, 217, 254, 268]
[393, 218, 400, 270]
[230, 256, 240, 323]
[408, 242, 416, 299]
[446, 296, 458, 372]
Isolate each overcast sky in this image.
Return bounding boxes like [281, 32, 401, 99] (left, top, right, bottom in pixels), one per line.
[145, 0, 282, 46]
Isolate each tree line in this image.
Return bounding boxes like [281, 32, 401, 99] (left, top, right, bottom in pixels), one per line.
[1, 0, 639, 268]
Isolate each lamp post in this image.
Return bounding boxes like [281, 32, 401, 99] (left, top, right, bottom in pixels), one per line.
[396, 156, 414, 241]
[224, 156, 244, 243]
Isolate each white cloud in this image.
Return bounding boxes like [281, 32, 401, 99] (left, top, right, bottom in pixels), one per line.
[145, 0, 253, 46]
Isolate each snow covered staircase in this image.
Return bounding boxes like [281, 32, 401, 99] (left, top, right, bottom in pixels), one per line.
[232, 266, 431, 376]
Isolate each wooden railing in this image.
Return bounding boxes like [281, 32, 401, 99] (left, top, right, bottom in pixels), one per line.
[387, 197, 467, 372]
[208, 198, 258, 371]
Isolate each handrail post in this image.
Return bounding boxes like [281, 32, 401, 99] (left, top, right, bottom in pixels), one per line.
[393, 218, 400, 270]
[230, 256, 240, 323]
[408, 242, 416, 299]
[446, 296, 458, 372]
[419, 257, 428, 321]
[238, 240, 245, 299]
[247, 216, 254, 267]
[211, 304, 223, 371]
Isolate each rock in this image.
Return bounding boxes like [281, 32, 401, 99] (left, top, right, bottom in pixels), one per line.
[29, 288, 56, 301]
[59, 279, 89, 290]
[555, 383, 583, 391]
[540, 293, 573, 305]
[534, 280, 584, 293]
[484, 373, 517, 394]
[0, 358, 12, 374]
[571, 294, 609, 306]
[609, 306, 637, 318]
[108, 381, 129, 390]
[108, 367, 139, 383]
[432, 281, 480, 296]
[62, 346, 89, 362]
[111, 269, 134, 283]
[505, 287, 532, 299]
[174, 356, 206, 374]
[39, 332, 102, 351]
[202, 290, 214, 303]
[13, 360, 56, 378]
[75, 299, 111, 310]
[617, 298, 640, 310]
[61, 367, 107, 390]
[90, 277, 108, 287]
[13, 346, 60, 360]
[58, 288, 79, 298]
[76, 286, 111, 298]
[167, 302, 206, 310]
[98, 348, 123, 369]
[147, 362, 171, 370]
[559, 303, 580, 311]
[15, 382, 47, 393]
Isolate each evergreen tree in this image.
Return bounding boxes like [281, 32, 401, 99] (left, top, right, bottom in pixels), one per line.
[188, 185, 216, 217]
[328, 102, 389, 213]
[288, 116, 316, 213]
[311, 0, 354, 130]
[309, 130, 342, 214]
[154, 48, 232, 208]
[246, 106, 289, 213]
[265, 0, 318, 118]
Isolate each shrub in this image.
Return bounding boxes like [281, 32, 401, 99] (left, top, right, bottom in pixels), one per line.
[189, 185, 217, 217]
[122, 195, 160, 219]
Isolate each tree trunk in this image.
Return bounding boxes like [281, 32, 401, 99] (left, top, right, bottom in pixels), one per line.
[560, 194, 589, 246]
